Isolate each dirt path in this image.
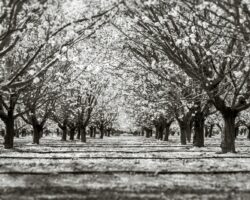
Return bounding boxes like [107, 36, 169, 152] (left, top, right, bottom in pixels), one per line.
[0, 135, 250, 199]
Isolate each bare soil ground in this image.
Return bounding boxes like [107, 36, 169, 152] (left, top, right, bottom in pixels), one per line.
[0, 134, 250, 200]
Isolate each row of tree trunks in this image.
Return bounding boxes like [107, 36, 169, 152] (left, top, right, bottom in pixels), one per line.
[143, 120, 173, 141]
[155, 125, 164, 140]
[89, 126, 96, 138]
[105, 129, 112, 137]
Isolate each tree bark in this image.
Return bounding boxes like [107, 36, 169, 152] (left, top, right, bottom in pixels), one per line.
[145, 128, 151, 138]
[234, 126, 239, 139]
[90, 126, 94, 137]
[180, 126, 187, 145]
[208, 124, 214, 137]
[178, 121, 188, 145]
[93, 127, 96, 138]
[155, 126, 159, 139]
[220, 111, 237, 153]
[205, 125, 209, 137]
[4, 110, 15, 149]
[69, 128, 75, 140]
[186, 121, 192, 142]
[62, 127, 67, 141]
[77, 126, 81, 140]
[4, 118, 15, 149]
[164, 124, 171, 141]
[193, 113, 205, 147]
[158, 125, 164, 140]
[107, 130, 111, 137]
[100, 124, 104, 139]
[141, 127, 144, 136]
[58, 120, 68, 141]
[247, 127, 250, 140]
[81, 126, 86, 142]
[32, 124, 43, 144]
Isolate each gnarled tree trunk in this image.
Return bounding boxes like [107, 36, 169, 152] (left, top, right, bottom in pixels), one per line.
[32, 124, 43, 144]
[186, 121, 192, 142]
[77, 126, 81, 140]
[220, 111, 237, 153]
[100, 124, 104, 139]
[141, 127, 144, 136]
[4, 109, 15, 149]
[164, 123, 171, 141]
[178, 121, 190, 145]
[193, 112, 205, 147]
[81, 126, 86, 142]
[145, 127, 151, 138]
[158, 125, 164, 140]
[93, 127, 96, 138]
[247, 127, 250, 140]
[69, 127, 75, 141]
[62, 127, 67, 141]
[58, 119, 68, 141]
[208, 124, 214, 138]
[155, 126, 159, 139]
[90, 126, 94, 137]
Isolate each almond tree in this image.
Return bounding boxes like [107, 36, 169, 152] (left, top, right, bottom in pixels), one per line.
[0, 0, 120, 148]
[123, 0, 250, 153]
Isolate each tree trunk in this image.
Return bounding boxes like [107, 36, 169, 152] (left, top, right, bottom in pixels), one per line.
[69, 128, 75, 140]
[178, 121, 187, 145]
[93, 127, 96, 138]
[155, 126, 159, 139]
[15, 130, 20, 138]
[186, 121, 192, 142]
[81, 126, 86, 142]
[180, 126, 187, 145]
[107, 130, 111, 137]
[4, 110, 15, 149]
[77, 126, 81, 140]
[208, 124, 214, 137]
[4, 119, 15, 149]
[61, 127, 67, 141]
[235, 126, 239, 139]
[32, 124, 41, 144]
[216, 124, 222, 135]
[59, 120, 68, 141]
[164, 124, 171, 141]
[141, 127, 144, 136]
[220, 112, 237, 153]
[205, 126, 209, 137]
[145, 129, 150, 138]
[193, 113, 205, 147]
[247, 127, 250, 140]
[90, 127, 93, 137]
[100, 125, 104, 139]
[158, 125, 164, 140]
[21, 129, 26, 137]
